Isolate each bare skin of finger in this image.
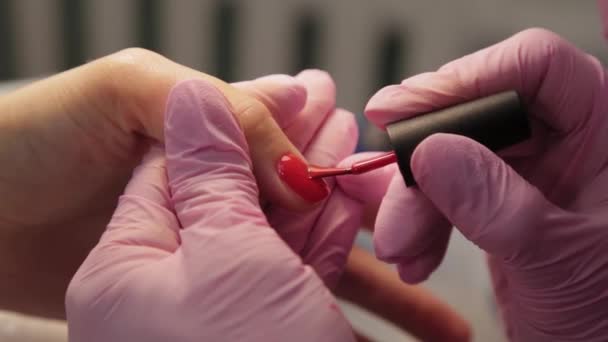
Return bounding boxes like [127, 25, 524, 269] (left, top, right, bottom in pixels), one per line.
[336, 246, 471, 342]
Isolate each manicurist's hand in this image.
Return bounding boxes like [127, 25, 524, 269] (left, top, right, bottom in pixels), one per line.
[66, 78, 360, 341]
[365, 28, 608, 341]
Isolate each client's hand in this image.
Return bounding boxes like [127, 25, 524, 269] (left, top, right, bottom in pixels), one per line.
[0, 49, 313, 318]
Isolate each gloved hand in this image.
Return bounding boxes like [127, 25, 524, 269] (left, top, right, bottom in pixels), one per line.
[66, 72, 470, 341]
[66, 79, 358, 341]
[362, 28, 608, 341]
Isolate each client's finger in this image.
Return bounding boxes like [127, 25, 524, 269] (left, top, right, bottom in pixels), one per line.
[335, 246, 471, 342]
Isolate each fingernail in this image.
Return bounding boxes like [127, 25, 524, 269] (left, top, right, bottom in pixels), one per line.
[277, 153, 330, 203]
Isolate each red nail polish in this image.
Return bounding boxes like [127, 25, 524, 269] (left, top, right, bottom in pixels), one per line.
[277, 153, 330, 203]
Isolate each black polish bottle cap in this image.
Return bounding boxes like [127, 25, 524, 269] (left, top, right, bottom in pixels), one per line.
[386, 90, 530, 187]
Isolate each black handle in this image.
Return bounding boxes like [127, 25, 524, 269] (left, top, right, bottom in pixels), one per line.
[386, 90, 530, 186]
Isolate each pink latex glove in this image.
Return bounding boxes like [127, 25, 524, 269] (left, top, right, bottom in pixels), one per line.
[364, 28, 608, 341]
[65, 75, 391, 341]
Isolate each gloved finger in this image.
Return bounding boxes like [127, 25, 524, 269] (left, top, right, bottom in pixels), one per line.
[232, 74, 307, 129]
[365, 28, 603, 134]
[411, 133, 564, 261]
[267, 108, 357, 254]
[373, 172, 452, 283]
[305, 108, 358, 171]
[73, 146, 180, 283]
[163, 80, 357, 340]
[395, 227, 452, 284]
[164, 79, 266, 232]
[336, 246, 471, 342]
[285, 69, 337, 152]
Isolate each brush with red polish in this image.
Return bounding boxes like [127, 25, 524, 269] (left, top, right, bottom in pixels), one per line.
[308, 151, 397, 178]
[307, 90, 531, 186]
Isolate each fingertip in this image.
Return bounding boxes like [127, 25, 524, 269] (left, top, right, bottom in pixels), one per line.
[410, 133, 483, 197]
[258, 74, 308, 101]
[284, 69, 337, 152]
[373, 175, 433, 251]
[334, 108, 359, 144]
[295, 69, 336, 102]
[364, 84, 408, 128]
[365, 73, 461, 129]
[305, 108, 359, 166]
[373, 235, 400, 263]
[397, 261, 431, 284]
[296, 69, 334, 86]
[410, 134, 485, 229]
[394, 228, 452, 284]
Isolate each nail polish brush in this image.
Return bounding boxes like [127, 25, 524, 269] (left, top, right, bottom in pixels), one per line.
[308, 90, 531, 186]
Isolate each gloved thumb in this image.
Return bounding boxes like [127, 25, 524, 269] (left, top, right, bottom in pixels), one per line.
[411, 133, 560, 261]
[164, 79, 266, 230]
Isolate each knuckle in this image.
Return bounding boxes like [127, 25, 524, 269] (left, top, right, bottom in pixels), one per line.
[233, 97, 273, 137]
[90, 48, 174, 130]
[95, 47, 172, 87]
[105, 47, 164, 67]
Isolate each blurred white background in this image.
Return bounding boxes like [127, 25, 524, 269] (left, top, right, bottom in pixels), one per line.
[0, 1, 606, 341]
[2, 0, 606, 150]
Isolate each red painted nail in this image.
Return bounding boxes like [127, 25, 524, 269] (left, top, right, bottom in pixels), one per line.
[277, 153, 330, 203]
